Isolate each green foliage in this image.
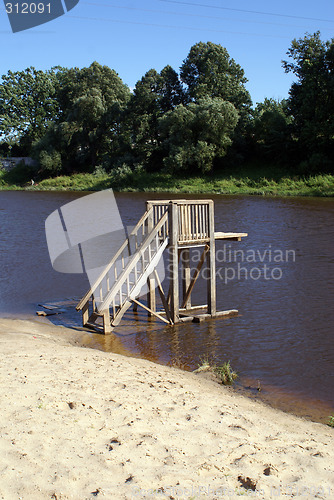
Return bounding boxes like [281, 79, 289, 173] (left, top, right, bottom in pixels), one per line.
[30, 62, 131, 175]
[328, 415, 334, 428]
[159, 97, 239, 173]
[1, 35, 334, 180]
[180, 42, 252, 117]
[126, 65, 186, 167]
[252, 98, 294, 164]
[214, 362, 238, 385]
[2, 165, 334, 197]
[298, 152, 333, 175]
[195, 357, 238, 385]
[282, 32, 334, 170]
[0, 67, 59, 153]
[2, 161, 37, 185]
[38, 150, 62, 176]
[93, 165, 108, 177]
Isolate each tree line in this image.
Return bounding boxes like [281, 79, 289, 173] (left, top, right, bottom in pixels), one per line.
[0, 32, 333, 180]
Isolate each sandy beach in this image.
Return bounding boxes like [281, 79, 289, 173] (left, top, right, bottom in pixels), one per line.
[0, 318, 333, 500]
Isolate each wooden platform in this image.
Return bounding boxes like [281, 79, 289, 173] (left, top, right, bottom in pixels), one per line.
[214, 231, 248, 241]
[173, 309, 238, 323]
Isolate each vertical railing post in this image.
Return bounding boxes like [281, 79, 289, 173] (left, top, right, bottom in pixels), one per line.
[169, 201, 179, 323]
[207, 200, 216, 316]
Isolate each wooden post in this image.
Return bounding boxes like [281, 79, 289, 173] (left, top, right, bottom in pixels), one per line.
[102, 309, 112, 334]
[82, 300, 89, 326]
[147, 274, 156, 317]
[169, 201, 179, 323]
[146, 203, 155, 316]
[154, 269, 173, 324]
[207, 200, 216, 316]
[181, 248, 191, 310]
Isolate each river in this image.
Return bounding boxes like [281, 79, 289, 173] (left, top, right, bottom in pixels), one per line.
[0, 190, 333, 423]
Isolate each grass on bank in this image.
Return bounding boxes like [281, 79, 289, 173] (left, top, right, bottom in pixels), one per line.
[194, 357, 238, 385]
[0, 163, 334, 196]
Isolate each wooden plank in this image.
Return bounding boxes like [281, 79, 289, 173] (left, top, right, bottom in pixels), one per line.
[207, 200, 216, 316]
[181, 304, 207, 312]
[159, 304, 207, 315]
[193, 309, 238, 323]
[178, 240, 209, 247]
[36, 310, 61, 316]
[169, 202, 179, 323]
[214, 231, 248, 240]
[215, 309, 238, 318]
[153, 270, 173, 324]
[131, 298, 170, 325]
[178, 316, 195, 323]
[37, 303, 59, 310]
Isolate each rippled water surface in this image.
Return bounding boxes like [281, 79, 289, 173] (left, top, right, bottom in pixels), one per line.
[1, 191, 333, 422]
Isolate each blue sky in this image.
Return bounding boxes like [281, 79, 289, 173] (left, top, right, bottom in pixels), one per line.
[0, 0, 333, 105]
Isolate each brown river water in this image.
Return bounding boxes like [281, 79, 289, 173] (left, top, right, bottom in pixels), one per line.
[0, 190, 333, 423]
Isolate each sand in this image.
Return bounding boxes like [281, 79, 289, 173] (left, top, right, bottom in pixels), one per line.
[0, 318, 333, 500]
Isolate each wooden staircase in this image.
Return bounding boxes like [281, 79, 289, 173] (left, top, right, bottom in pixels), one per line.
[76, 207, 169, 332]
[76, 199, 247, 334]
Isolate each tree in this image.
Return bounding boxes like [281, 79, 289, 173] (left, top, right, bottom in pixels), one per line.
[0, 67, 59, 153]
[180, 42, 253, 166]
[282, 32, 334, 171]
[252, 98, 293, 164]
[126, 65, 186, 167]
[55, 62, 130, 118]
[180, 42, 252, 119]
[34, 62, 131, 173]
[159, 97, 239, 173]
[159, 65, 187, 112]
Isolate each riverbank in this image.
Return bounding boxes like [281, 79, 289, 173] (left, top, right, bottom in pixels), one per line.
[0, 318, 333, 499]
[1, 166, 334, 196]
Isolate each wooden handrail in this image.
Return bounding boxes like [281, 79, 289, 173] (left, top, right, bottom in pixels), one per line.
[99, 211, 169, 313]
[146, 200, 212, 205]
[147, 200, 212, 242]
[76, 207, 153, 311]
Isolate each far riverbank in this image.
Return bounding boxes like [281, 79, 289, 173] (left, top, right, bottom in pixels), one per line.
[1, 164, 334, 196]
